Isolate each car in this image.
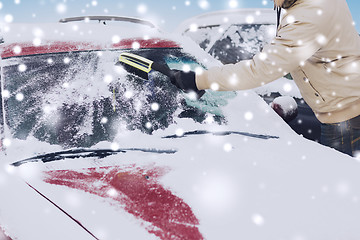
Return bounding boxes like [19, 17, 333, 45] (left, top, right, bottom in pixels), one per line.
[1, 16, 360, 240]
[175, 8, 322, 142]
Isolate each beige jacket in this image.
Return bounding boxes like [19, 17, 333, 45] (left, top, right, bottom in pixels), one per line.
[196, 0, 360, 123]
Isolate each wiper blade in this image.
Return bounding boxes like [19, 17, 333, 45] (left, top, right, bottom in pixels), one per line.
[162, 130, 279, 140]
[11, 148, 177, 167]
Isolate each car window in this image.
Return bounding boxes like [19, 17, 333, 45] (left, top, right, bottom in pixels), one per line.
[1, 48, 236, 148]
[185, 24, 276, 64]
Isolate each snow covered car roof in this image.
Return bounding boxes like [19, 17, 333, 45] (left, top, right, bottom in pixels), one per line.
[1, 19, 360, 240]
[175, 8, 276, 34]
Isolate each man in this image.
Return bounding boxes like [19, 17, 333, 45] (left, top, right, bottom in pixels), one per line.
[171, 0, 360, 157]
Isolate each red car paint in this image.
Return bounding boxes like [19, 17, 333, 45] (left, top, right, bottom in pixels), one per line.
[43, 165, 203, 240]
[0, 38, 181, 59]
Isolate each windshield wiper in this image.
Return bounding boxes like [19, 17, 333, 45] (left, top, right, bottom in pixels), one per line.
[162, 130, 279, 140]
[11, 148, 177, 167]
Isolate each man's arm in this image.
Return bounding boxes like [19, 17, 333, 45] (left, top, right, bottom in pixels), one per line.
[195, 18, 322, 91]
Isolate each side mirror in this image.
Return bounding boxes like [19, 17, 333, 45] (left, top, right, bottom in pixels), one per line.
[271, 96, 298, 123]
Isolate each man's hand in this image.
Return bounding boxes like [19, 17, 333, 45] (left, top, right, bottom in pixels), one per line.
[170, 70, 199, 92]
[170, 70, 205, 99]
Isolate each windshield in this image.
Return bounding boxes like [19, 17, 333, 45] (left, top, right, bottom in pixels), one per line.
[185, 24, 276, 64]
[1, 47, 236, 148]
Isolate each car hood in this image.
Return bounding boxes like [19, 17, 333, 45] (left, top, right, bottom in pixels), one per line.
[1, 94, 360, 240]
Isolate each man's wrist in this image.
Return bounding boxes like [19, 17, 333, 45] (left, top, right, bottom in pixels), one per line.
[195, 70, 209, 90]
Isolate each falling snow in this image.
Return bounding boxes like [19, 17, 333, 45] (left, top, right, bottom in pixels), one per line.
[15, 93, 24, 101]
[4, 14, 14, 23]
[198, 0, 209, 10]
[56, 3, 67, 14]
[137, 4, 147, 14]
[13, 45, 21, 54]
[228, 0, 238, 9]
[1, 1, 360, 240]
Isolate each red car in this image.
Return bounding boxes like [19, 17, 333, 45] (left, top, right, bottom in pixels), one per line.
[1, 16, 360, 240]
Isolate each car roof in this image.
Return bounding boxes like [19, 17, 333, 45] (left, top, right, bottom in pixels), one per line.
[175, 8, 276, 34]
[0, 20, 181, 59]
[0, 20, 222, 68]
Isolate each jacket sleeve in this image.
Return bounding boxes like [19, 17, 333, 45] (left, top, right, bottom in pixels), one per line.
[195, 17, 323, 91]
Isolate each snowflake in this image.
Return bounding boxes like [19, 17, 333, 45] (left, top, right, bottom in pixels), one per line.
[175, 128, 184, 137]
[33, 28, 44, 37]
[252, 214, 265, 226]
[198, 0, 209, 10]
[204, 115, 214, 124]
[2, 138, 11, 148]
[223, 143, 233, 152]
[189, 23, 198, 32]
[112, 35, 121, 44]
[259, 52, 267, 61]
[210, 83, 220, 91]
[103, 74, 113, 84]
[316, 34, 327, 45]
[63, 57, 71, 64]
[229, 0, 238, 8]
[286, 15, 296, 24]
[124, 91, 133, 99]
[13, 46, 22, 54]
[246, 15, 255, 24]
[56, 3, 67, 14]
[182, 64, 191, 73]
[33, 38, 42, 46]
[132, 41, 140, 49]
[4, 14, 14, 23]
[150, 102, 160, 111]
[137, 4, 147, 14]
[15, 93, 24, 101]
[244, 111, 254, 121]
[283, 83, 293, 93]
[18, 64, 27, 72]
[107, 188, 119, 197]
[2, 90, 10, 98]
[43, 104, 57, 115]
[111, 142, 120, 151]
[195, 67, 203, 75]
[101, 117, 108, 124]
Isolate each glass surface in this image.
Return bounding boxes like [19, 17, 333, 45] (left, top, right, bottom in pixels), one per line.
[2, 48, 236, 147]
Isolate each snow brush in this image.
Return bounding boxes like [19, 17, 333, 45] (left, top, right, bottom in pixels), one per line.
[116, 52, 205, 99]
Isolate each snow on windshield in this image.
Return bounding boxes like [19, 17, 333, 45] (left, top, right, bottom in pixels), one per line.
[1, 48, 235, 148]
[185, 23, 275, 63]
